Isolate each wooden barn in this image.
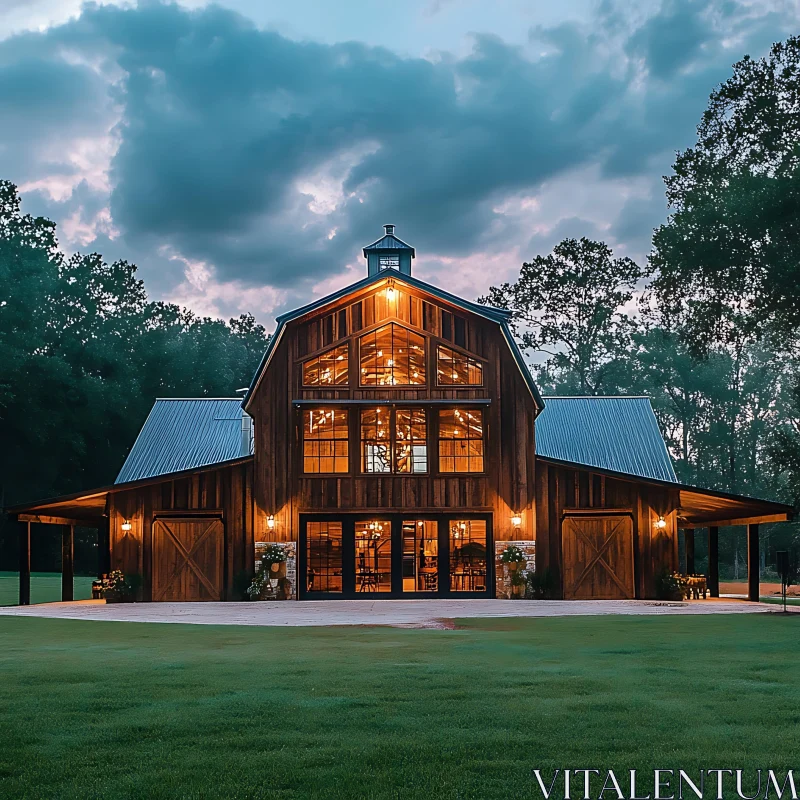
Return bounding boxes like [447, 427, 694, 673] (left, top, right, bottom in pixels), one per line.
[9, 225, 793, 603]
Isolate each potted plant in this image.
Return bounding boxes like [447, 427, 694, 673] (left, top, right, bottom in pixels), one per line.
[103, 570, 141, 603]
[655, 568, 685, 601]
[262, 544, 288, 578]
[500, 544, 526, 572]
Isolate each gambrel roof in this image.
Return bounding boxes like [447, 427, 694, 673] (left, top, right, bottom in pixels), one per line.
[241, 269, 544, 412]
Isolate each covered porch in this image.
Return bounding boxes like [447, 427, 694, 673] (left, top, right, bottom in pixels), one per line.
[677, 484, 794, 602]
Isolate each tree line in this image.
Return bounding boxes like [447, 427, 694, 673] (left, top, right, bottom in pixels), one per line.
[482, 38, 800, 575]
[1, 37, 798, 576]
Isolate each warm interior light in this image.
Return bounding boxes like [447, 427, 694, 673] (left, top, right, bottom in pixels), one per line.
[386, 279, 396, 299]
[121, 520, 132, 532]
[267, 514, 275, 531]
[511, 514, 522, 528]
[655, 516, 667, 530]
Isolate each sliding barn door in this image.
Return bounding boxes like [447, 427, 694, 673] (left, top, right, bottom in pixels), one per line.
[152, 517, 224, 601]
[562, 514, 634, 600]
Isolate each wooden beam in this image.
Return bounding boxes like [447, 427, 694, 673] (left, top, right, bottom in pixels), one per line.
[98, 518, 111, 578]
[681, 513, 790, 529]
[17, 513, 101, 528]
[747, 523, 760, 602]
[19, 521, 30, 606]
[685, 529, 695, 574]
[708, 526, 719, 598]
[61, 525, 74, 602]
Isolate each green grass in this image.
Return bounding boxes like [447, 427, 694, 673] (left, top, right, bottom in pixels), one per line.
[0, 614, 798, 799]
[760, 595, 800, 606]
[0, 572, 95, 606]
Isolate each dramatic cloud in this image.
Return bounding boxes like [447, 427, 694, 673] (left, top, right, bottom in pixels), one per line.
[0, 0, 796, 320]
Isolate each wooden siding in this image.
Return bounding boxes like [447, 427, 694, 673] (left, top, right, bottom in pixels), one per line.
[535, 458, 680, 599]
[107, 460, 254, 601]
[250, 281, 539, 547]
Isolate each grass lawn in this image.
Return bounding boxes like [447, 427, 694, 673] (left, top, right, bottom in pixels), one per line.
[0, 572, 94, 606]
[0, 614, 798, 799]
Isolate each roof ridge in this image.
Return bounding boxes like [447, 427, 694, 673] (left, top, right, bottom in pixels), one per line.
[544, 395, 653, 400]
[154, 397, 242, 401]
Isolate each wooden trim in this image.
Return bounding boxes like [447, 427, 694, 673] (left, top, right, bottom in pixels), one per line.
[17, 513, 103, 528]
[681, 513, 790, 528]
[708, 526, 719, 597]
[561, 507, 634, 517]
[292, 399, 492, 406]
[152, 510, 224, 518]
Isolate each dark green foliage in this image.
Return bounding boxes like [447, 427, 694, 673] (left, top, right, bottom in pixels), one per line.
[654, 569, 683, 601]
[0, 179, 269, 569]
[525, 567, 556, 599]
[232, 569, 254, 601]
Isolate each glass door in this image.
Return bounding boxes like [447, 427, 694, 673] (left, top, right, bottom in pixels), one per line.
[354, 520, 392, 593]
[401, 520, 439, 593]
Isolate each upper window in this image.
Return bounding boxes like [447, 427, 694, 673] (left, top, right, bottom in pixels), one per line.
[360, 407, 427, 474]
[438, 408, 484, 473]
[379, 254, 400, 270]
[303, 344, 348, 387]
[437, 345, 483, 386]
[360, 323, 425, 386]
[303, 408, 349, 473]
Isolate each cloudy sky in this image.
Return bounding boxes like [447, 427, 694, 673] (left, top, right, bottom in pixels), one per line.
[1, 0, 797, 325]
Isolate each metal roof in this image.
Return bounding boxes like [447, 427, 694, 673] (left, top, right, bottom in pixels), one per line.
[535, 396, 678, 483]
[242, 269, 544, 412]
[363, 234, 416, 257]
[115, 399, 248, 484]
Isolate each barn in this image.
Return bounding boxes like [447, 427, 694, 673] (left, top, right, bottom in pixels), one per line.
[9, 225, 793, 603]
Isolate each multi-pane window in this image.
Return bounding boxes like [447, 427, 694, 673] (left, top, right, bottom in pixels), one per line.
[360, 323, 425, 386]
[379, 254, 400, 270]
[303, 408, 349, 473]
[438, 408, 484, 473]
[395, 408, 427, 473]
[302, 344, 348, 386]
[306, 522, 343, 593]
[361, 407, 427, 474]
[437, 345, 483, 386]
[449, 519, 487, 592]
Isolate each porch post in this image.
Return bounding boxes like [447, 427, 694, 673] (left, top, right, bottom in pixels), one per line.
[708, 526, 719, 598]
[19, 520, 31, 606]
[747, 523, 760, 602]
[61, 525, 74, 602]
[98, 517, 111, 577]
[685, 529, 695, 574]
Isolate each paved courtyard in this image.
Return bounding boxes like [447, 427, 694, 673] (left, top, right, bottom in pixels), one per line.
[0, 597, 779, 627]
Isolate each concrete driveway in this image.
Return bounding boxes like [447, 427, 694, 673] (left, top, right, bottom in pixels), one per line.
[0, 597, 779, 628]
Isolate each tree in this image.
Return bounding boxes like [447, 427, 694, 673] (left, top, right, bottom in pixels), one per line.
[480, 237, 644, 394]
[649, 36, 800, 349]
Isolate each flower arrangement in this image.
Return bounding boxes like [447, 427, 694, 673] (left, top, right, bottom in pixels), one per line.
[262, 544, 287, 565]
[103, 570, 141, 603]
[500, 544, 526, 564]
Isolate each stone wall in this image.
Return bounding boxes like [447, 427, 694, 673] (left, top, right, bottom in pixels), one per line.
[255, 541, 298, 599]
[494, 540, 536, 599]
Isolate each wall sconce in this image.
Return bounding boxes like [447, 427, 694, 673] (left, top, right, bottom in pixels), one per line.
[511, 513, 522, 528]
[655, 516, 667, 530]
[121, 520, 132, 532]
[386, 278, 396, 300]
[267, 514, 275, 531]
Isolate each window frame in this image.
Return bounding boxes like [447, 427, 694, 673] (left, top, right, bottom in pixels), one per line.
[358, 322, 426, 388]
[435, 343, 485, 387]
[437, 406, 486, 475]
[301, 343, 350, 388]
[301, 407, 350, 475]
[360, 406, 429, 476]
[378, 254, 400, 270]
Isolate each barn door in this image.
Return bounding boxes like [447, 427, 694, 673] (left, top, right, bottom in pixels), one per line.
[152, 516, 224, 601]
[562, 514, 634, 600]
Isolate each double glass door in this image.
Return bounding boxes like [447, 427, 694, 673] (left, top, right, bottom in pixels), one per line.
[301, 514, 491, 599]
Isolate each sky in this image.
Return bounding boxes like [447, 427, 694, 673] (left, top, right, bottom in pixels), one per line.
[1, 0, 797, 326]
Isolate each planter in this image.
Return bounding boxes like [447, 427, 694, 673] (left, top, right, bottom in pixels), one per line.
[507, 561, 523, 572]
[268, 562, 287, 578]
[511, 583, 525, 598]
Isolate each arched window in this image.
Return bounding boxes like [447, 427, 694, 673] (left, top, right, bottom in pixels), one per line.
[359, 323, 425, 386]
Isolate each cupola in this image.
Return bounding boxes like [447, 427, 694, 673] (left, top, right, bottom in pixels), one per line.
[363, 224, 415, 277]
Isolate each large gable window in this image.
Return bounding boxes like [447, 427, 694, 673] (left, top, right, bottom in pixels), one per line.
[361, 407, 427, 474]
[438, 408, 484, 473]
[303, 408, 349, 473]
[303, 344, 348, 386]
[437, 345, 483, 386]
[360, 323, 425, 386]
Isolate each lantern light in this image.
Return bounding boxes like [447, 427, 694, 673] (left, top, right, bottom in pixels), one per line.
[121, 520, 132, 532]
[267, 514, 275, 531]
[655, 516, 667, 530]
[511, 513, 522, 528]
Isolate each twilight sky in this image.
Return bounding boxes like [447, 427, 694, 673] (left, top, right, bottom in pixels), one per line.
[1, 0, 797, 324]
